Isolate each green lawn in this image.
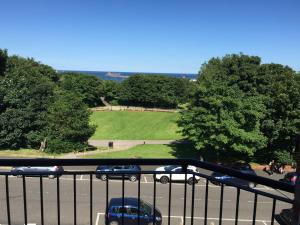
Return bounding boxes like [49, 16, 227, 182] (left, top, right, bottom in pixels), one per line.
[90, 111, 182, 140]
[0, 149, 59, 158]
[85, 144, 200, 159]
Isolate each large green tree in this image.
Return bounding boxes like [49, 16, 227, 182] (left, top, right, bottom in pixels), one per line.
[179, 54, 300, 162]
[179, 81, 267, 161]
[0, 55, 56, 148]
[45, 90, 96, 153]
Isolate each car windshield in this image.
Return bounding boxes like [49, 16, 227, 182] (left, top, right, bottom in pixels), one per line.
[140, 201, 152, 215]
[165, 165, 180, 171]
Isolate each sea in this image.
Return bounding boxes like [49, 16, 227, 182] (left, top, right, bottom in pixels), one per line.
[59, 70, 198, 82]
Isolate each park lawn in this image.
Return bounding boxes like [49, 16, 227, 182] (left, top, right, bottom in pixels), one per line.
[90, 111, 182, 140]
[85, 144, 200, 159]
[0, 149, 59, 158]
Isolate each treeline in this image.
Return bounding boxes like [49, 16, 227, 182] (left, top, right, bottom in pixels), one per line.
[0, 49, 95, 153]
[179, 54, 300, 164]
[59, 73, 197, 109]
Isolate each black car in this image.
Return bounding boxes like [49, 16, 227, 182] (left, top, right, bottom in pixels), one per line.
[279, 172, 297, 186]
[106, 198, 162, 225]
[96, 165, 141, 182]
[275, 208, 292, 225]
[211, 162, 257, 188]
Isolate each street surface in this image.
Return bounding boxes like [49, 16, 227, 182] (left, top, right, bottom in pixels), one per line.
[0, 167, 293, 225]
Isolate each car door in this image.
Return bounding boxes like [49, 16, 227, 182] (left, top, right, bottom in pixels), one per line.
[113, 166, 124, 178]
[172, 167, 184, 181]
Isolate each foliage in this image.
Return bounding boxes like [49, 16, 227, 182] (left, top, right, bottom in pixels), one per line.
[59, 72, 105, 107]
[119, 74, 194, 108]
[0, 54, 56, 148]
[45, 90, 96, 153]
[179, 54, 300, 162]
[90, 111, 181, 140]
[179, 83, 267, 161]
[102, 80, 120, 103]
[273, 150, 295, 165]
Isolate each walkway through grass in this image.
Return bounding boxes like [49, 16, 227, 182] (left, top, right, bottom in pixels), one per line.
[85, 144, 200, 159]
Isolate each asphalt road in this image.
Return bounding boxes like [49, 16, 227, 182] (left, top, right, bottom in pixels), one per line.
[0, 169, 293, 225]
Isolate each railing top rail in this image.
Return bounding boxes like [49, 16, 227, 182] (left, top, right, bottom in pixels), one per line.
[0, 158, 295, 193]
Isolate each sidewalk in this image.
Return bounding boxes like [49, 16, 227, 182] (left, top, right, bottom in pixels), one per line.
[88, 139, 181, 148]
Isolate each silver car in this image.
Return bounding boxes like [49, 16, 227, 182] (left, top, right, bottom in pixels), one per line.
[11, 166, 64, 179]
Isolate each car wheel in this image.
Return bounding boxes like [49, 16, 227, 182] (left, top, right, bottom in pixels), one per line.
[100, 174, 107, 181]
[160, 176, 169, 184]
[16, 171, 23, 178]
[248, 182, 256, 188]
[129, 175, 137, 182]
[109, 221, 119, 225]
[187, 177, 198, 185]
[48, 174, 56, 179]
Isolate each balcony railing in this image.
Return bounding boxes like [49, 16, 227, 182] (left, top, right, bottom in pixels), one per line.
[0, 158, 296, 225]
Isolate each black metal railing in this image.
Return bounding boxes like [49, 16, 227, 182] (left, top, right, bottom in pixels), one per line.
[0, 158, 296, 225]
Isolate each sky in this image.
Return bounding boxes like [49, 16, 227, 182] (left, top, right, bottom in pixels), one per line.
[0, 0, 299, 74]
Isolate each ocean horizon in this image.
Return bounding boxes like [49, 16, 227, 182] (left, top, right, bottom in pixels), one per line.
[58, 70, 198, 82]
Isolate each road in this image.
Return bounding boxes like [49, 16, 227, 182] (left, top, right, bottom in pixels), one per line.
[0, 168, 293, 225]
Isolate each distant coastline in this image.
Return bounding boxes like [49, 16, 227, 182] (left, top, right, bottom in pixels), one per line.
[105, 72, 129, 78]
[58, 70, 198, 82]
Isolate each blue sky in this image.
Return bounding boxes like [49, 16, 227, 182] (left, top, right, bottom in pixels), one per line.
[0, 0, 299, 73]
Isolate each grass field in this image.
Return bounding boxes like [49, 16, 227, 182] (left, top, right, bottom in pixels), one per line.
[90, 111, 182, 140]
[85, 144, 200, 159]
[0, 149, 59, 158]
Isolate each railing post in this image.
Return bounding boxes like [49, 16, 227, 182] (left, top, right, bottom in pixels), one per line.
[293, 137, 300, 225]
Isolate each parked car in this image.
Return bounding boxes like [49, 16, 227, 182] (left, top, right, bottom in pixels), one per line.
[96, 165, 141, 182]
[11, 166, 64, 179]
[211, 162, 257, 188]
[275, 208, 292, 225]
[106, 198, 162, 225]
[279, 172, 297, 186]
[154, 165, 200, 185]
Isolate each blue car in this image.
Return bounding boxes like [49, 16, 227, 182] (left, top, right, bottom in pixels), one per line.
[211, 163, 257, 188]
[106, 198, 162, 225]
[96, 165, 141, 182]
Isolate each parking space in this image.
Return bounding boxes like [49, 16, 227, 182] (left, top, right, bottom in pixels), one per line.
[94, 212, 273, 225]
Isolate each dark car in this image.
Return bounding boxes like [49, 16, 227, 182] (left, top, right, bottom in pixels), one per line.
[211, 162, 257, 188]
[275, 208, 293, 225]
[279, 172, 297, 186]
[96, 165, 141, 182]
[11, 166, 64, 179]
[106, 198, 162, 225]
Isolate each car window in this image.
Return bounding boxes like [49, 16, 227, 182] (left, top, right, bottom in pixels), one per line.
[173, 168, 182, 172]
[112, 207, 127, 214]
[127, 207, 138, 216]
[165, 165, 180, 171]
[113, 166, 123, 170]
[140, 201, 152, 215]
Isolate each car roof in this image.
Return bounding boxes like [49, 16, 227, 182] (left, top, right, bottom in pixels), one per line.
[109, 198, 141, 207]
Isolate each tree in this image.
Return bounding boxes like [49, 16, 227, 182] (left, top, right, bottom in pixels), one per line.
[179, 54, 300, 162]
[0, 54, 56, 148]
[45, 90, 96, 153]
[179, 81, 266, 161]
[59, 72, 105, 107]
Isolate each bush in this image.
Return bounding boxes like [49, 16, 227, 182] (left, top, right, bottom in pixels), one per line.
[274, 150, 295, 165]
[45, 138, 87, 154]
